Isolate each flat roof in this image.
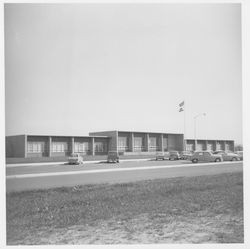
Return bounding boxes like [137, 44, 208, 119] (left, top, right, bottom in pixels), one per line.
[6, 134, 109, 139]
[91, 130, 183, 135]
[186, 138, 234, 142]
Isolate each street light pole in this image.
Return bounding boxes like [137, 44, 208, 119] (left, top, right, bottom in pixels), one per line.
[194, 113, 206, 149]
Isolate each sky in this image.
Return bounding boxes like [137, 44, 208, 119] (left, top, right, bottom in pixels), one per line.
[4, 3, 242, 144]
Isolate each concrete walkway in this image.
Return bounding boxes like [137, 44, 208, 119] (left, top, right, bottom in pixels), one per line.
[6, 158, 154, 168]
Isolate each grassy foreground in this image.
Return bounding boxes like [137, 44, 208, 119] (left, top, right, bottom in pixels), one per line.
[6, 172, 244, 244]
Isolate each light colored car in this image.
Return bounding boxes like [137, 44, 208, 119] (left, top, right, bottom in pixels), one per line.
[180, 151, 193, 160]
[190, 151, 223, 163]
[169, 151, 181, 160]
[155, 152, 169, 160]
[236, 151, 243, 160]
[68, 153, 84, 165]
[213, 150, 240, 161]
[107, 151, 120, 163]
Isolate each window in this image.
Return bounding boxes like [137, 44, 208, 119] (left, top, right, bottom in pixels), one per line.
[52, 142, 68, 152]
[207, 144, 213, 151]
[118, 137, 128, 151]
[95, 142, 106, 152]
[149, 137, 158, 150]
[27, 142, 45, 153]
[134, 137, 144, 151]
[74, 142, 89, 153]
[186, 144, 194, 151]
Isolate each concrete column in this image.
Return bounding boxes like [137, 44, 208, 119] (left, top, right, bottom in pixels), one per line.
[183, 138, 186, 151]
[205, 140, 208, 151]
[129, 133, 134, 152]
[194, 140, 197, 151]
[232, 141, 235, 152]
[159, 134, 164, 152]
[48, 136, 52, 157]
[215, 141, 218, 151]
[91, 137, 95, 156]
[212, 141, 215, 151]
[71, 137, 74, 154]
[24, 135, 27, 158]
[145, 134, 149, 152]
[223, 141, 226, 151]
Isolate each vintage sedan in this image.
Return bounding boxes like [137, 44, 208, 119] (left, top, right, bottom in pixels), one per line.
[107, 151, 120, 163]
[168, 151, 181, 160]
[213, 150, 240, 161]
[180, 151, 193, 160]
[68, 153, 84, 165]
[155, 151, 169, 160]
[236, 151, 243, 160]
[190, 151, 223, 163]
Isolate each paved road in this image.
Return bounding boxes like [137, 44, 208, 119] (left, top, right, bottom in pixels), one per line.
[6, 159, 190, 175]
[6, 161, 243, 192]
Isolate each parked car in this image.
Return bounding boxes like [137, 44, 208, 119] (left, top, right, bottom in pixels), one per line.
[236, 151, 243, 160]
[155, 151, 169, 160]
[107, 151, 120, 163]
[180, 151, 193, 160]
[169, 151, 181, 160]
[213, 150, 240, 161]
[190, 151, 223, 163]
[68, 153, 84, 165]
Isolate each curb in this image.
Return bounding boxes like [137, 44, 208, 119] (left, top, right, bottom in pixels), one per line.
[6, 158, 153, 168]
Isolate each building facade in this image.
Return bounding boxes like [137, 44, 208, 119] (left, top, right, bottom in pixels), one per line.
[185, 139, 234, 152]
[6, 135, 110, 158]
[6, 130, 235, 158]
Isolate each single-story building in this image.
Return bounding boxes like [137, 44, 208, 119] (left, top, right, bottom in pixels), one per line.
[5, 130, 235, 158]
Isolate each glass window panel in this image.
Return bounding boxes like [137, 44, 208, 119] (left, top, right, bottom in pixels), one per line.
[28, 142, 45, 153]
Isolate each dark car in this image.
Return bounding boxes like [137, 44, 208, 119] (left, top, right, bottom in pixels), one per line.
[190, 151, 223, 163]
[107, 151, 120, 163]
[169, 151, 181, 160]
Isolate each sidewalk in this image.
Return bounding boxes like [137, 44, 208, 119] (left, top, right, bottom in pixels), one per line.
[6, 158, 154, 168]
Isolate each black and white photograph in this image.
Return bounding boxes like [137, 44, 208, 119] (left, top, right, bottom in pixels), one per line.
[2, 0, 249, 246]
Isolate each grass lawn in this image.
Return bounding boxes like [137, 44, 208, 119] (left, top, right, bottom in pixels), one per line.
[6, 172, 244, 244]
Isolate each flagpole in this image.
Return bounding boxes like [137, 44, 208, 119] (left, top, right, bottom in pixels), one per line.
[178, 100, 186, 151]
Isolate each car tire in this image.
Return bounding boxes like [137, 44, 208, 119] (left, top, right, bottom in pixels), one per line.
[215, 158, 221, 162]
[192, 159, 198, 163]
[231, 157, 237, 161]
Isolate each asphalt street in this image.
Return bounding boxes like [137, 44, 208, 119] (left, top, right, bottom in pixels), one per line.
[6, 160, 243, 192]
